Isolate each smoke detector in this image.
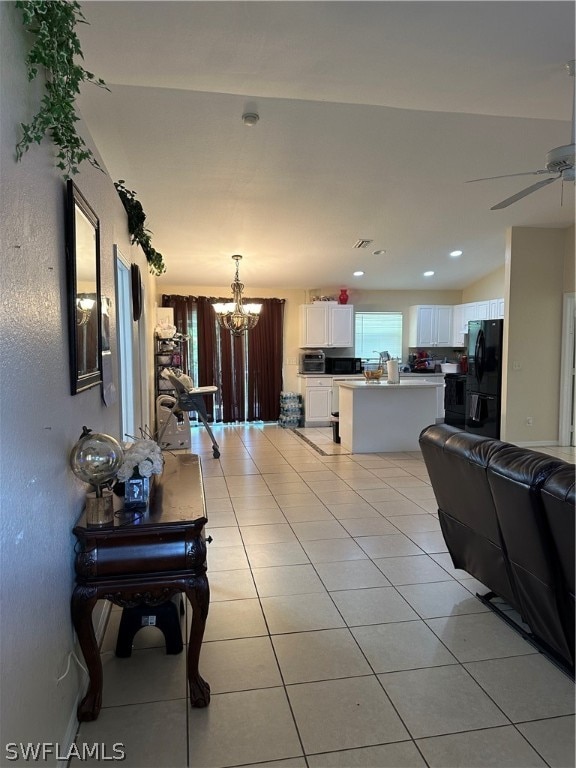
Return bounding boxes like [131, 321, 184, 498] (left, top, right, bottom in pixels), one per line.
[242, 112, 260, 126]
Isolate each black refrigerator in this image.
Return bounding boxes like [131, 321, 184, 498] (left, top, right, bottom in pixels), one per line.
[465, 319, 503, 438]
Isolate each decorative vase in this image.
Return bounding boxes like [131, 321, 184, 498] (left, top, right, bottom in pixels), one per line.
[124, 470, 150, 511]
[338, 289, 349, 305]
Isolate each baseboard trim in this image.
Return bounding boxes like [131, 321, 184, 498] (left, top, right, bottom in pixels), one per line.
[58, 602, 112, 767]
[513, 440, 558, 448]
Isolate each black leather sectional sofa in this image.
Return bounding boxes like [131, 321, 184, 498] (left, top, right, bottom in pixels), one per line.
[419, 423, 575, 674]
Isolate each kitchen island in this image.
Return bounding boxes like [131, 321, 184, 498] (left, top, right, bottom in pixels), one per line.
[339, 379, 444, 453]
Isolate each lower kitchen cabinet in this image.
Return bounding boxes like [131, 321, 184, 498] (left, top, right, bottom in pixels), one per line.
[298, 376, 333, 426]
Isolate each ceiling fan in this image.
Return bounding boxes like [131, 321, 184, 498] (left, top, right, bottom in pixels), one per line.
[467, 60, 575, 210]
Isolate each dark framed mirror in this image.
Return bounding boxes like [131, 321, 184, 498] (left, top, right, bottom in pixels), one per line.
[66, 180, 102, 394]
[131, 263, 143, 321]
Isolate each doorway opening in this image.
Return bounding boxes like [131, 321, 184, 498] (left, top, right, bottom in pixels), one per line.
[559, 292, 575, 447]
[115, 247, 135, 441]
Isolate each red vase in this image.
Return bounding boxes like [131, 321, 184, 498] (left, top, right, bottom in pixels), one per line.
[338, 289, 349, 305]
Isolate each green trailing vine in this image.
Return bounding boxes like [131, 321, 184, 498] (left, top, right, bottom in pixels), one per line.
[114, 181, 167, 276]
[15, 0, 108, 177]
[16, 2, 167, 275]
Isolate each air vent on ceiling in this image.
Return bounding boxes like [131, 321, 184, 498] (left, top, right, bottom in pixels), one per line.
[353, 239, 373, 249]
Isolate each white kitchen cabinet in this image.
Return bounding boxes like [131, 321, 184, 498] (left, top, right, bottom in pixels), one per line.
[452, 299, 504, 345]
[299, 376, 333, 426]
[489, 298, 505, 319]
[474, 300, 490, 320]
[409, 305, 453, 347]
[300, 304, 354, 348]
[452, 304, 465, 347]
[463, 302, 479, 329]
[451, 302, 478, 346]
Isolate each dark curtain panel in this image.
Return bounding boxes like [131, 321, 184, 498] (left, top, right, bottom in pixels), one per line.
[247, 299, 285, 421]
[161, 294, 193, 374]
[219, 330, 246, 423]
[196, 296, 218, 419]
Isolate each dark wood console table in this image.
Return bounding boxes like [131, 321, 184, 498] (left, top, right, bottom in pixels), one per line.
[71, 453, 210, 722]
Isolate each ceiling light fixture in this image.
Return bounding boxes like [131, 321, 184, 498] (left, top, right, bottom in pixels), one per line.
[213, 255, 262, 336]
[353, 271, 365, 277]
[76, 295, 95, 326]
[450, 250, 463, 257]
[242, 112, 260, 126]
[372, 249, 387, 256]
[423, 271, 435, 277]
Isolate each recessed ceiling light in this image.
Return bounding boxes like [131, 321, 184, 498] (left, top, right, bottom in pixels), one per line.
[372, 249, 386, 256]
[423, 270, 435, 277]
[353, 271, 364, 277]
[450, 250, 463, 257]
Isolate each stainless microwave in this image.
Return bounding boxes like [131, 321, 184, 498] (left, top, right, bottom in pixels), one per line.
[324, 357, 362, 375]
[299, 350, 325, 373]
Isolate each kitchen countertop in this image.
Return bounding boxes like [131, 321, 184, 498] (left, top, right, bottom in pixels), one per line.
[297, 372, 445, 379]
[339, 379, 444, 389]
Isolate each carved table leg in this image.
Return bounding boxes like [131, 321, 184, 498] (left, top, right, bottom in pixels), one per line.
[183, 575, 211, 707]
[71, 585, 102, 721]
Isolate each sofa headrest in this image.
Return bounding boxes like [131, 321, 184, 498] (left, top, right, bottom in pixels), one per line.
[541, 464, 576, 504]
[487, 448, 565, 489]
[419, 424, 462, 449]
[419, 424, 510, 468]
[443, 431, 511, 468]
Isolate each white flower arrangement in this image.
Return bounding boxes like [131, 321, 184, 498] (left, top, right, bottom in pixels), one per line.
[116, 439, 164, 482]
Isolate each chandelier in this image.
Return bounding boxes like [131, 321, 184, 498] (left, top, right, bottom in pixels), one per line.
[213, 255, 262, 336]
[76, 295, 95, 326]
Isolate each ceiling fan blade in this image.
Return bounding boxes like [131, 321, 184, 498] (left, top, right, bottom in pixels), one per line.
[490, 176, 560, 210]
[466, 169, 553, 183]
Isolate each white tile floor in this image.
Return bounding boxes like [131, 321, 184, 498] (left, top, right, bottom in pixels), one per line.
[73, 424, 575, 768]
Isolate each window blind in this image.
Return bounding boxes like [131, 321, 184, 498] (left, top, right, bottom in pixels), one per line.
[355, 312, 403, 360]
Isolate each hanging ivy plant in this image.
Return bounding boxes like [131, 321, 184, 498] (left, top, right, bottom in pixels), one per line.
[115, 181, 167, 276]
[15, 0, 108, 177]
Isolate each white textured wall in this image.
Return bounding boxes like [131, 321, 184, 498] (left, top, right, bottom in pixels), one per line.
[0, 4, 152, 759]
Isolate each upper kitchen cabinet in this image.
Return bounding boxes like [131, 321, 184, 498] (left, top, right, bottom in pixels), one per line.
[408, 305, 453, 347]
[489, 298, 505, 319]
[452, 303, 484, 347]
[300, 303, 354, 348]
[452, 299, 504, 346]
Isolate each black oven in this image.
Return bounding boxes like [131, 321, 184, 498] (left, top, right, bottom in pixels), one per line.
[324, 357, 362, 375]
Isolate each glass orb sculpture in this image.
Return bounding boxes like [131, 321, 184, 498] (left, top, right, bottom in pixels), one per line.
[70, 427, 124, 493]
